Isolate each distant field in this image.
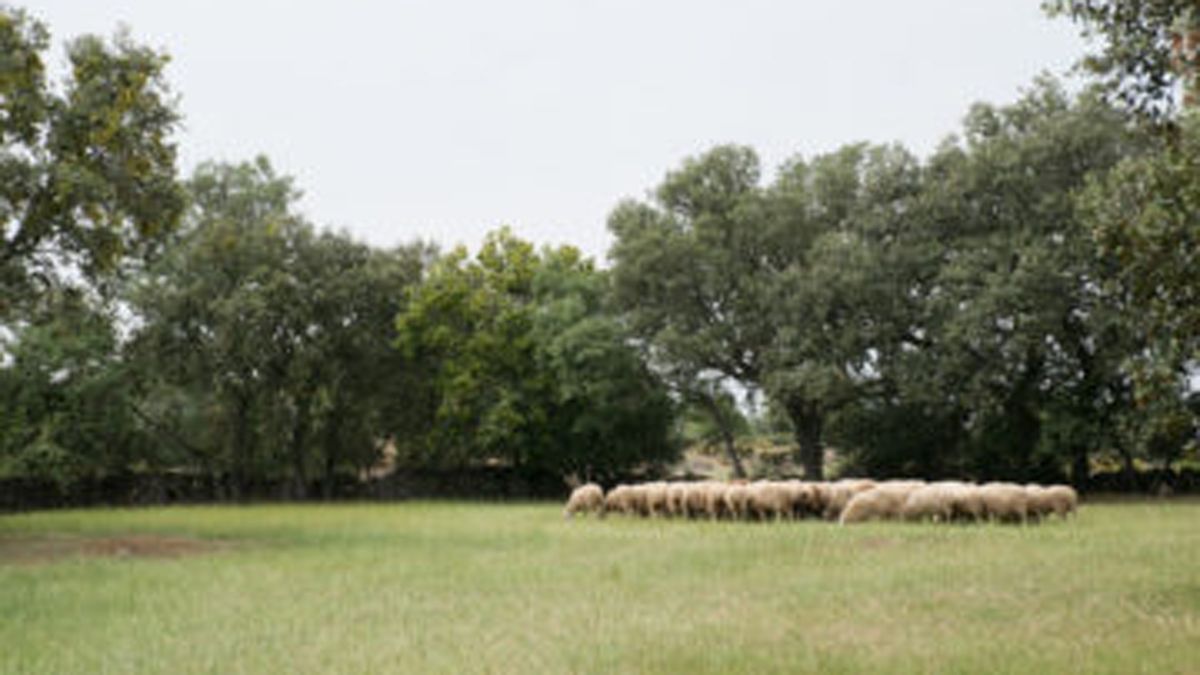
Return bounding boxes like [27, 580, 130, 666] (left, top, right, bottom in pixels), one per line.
[2, 501, 1198, 674]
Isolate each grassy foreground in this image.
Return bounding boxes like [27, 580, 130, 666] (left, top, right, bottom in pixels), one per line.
[1, 501, 1197, 674]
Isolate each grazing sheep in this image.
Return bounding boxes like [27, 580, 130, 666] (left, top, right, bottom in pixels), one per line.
[1044, 484, 1078, 519]
[603, 484, 636, 516]
[902, 483, 955, 522]
[840, 484, 920, 525]
[625, 484, 650, 516]
[682, 482, 709, 519]
[667, 482, 689, 518]
[944, 482, 985, 522]
[564, 483, 605, 519]
[814, 483, 855, 521]
[1024, 484, 1055, 522]
[703, 482, 730, 520]
[838, 478, 878, 494]
[782, 480, 817, 518]
[724, 483, 752, 520]
[979, 483, 1030, 524]
[643, 482, 670, 517]
[748, 481, 793, 521]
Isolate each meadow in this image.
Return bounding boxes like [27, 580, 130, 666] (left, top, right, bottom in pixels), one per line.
[1, 500, 1197, 674]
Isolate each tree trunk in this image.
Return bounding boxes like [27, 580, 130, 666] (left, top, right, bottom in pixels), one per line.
[700, 395, 746, 478]
[721, 432, 747, 479]
[787, 398, 824, 481]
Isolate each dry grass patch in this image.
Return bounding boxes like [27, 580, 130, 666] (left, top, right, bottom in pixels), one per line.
[0, 533, 228, 565]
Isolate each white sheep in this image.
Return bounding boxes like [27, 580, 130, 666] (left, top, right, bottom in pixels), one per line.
[667, 482, 689, 518]
[1024, 484, 1055, 521]
[979, 482, 1029, 524]
[724, 483, 752, 520]
[603, 484, 636, 516]
[682, 482, 710, 519]
[901, 483, 955, 522]
[839, 483, 921, 525]
[703, 482, 730, 520]
[642, 481, 670, 517]
[782, 480, 817, 518]
[564, 483, 605, 519]
[1044, 484, 1078, 519]
[747, 481, 793, 521]
[818, 480, 878, 520]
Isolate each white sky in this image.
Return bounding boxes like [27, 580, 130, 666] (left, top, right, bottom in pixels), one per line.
[29, 1, 1089, 260]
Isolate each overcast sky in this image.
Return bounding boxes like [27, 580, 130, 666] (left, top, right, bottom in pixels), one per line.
[30, 1, 1089, 259]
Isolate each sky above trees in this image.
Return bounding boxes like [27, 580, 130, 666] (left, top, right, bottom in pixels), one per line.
[30, 1, 1087, 258]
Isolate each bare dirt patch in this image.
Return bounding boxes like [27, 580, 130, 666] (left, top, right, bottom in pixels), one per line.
[0, 534, 228, 566]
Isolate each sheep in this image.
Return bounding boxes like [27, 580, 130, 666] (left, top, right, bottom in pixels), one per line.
[813, 483, 853, 521]
[979, 482, 1030, 524]
[838, 478, 878, 494]
[564, 483, 605, 519]
[724, 483, 752, 520]
[840, 480, 921, 523]
[667, 482, 689, 518]
[901, 483, 956, 522]
[603, 484, 635, 516]
[818, 480, 880, 521]
[840, 486, 909, 524]
[682, 482, 710, 519]
[703, 482, 730, 520]
[625, 484, 650, 516]
[642, 481, 670, 517]
[1044, 484, 1078, 519]
[748, 481, 794, 521]
[1024, 484, 1055, 522]
[782, 480, 817, 518]
[943, 482, 985, 522]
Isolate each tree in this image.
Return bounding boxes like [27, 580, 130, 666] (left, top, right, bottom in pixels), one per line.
[530, 245, 678, 480]
[608, 146, 779, 477]
[760, 143, 924, 481]
[1076, 110, 1200, 472]
[0, 289, 148, 490]
[1, 7, 184, 314]
[1045, 1, 1200, 119]
[864, 80, 1145, 483]
[128, 157, 430, 498]
[396, 228, 676, 479]
[609, 144, 921, 480]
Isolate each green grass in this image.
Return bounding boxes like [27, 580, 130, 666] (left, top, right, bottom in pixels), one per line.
[2, 501, 1198, 674]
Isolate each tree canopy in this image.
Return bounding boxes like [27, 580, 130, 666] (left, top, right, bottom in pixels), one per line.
[0, 7, 184, 315]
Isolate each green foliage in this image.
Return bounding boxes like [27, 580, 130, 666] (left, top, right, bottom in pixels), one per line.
[128, 157, 430, 497]
[1076, 111, 1200, 469]
[396, 228, 676, 478]
[0, 7, 184, 314]
[0, 291, 146, 488]
[609, 142, 923, 479]
[1045, 0, 1199, 122]
[836, 80, 1148, 481]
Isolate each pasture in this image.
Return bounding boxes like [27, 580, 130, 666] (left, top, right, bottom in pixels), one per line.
[1, 501, 1197, 674]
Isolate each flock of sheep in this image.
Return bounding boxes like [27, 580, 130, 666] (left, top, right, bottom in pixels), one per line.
[563, 479, 1079, 525]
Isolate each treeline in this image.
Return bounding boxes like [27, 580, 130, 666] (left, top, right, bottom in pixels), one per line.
[1, 5, 1198, 501]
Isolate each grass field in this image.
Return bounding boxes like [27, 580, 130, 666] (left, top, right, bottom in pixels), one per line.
[1, 501, 1198, 674]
